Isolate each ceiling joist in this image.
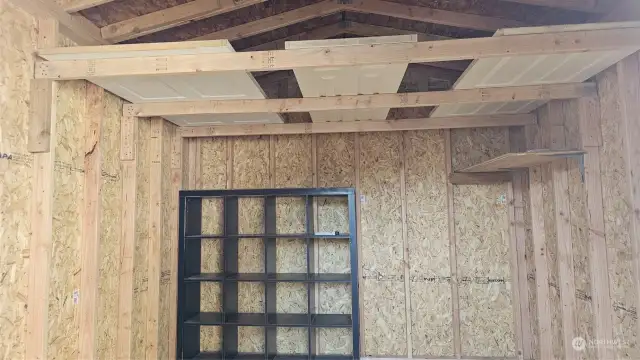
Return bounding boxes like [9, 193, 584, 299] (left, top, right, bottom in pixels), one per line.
[101, 0, 266, 43]
[35, 26, 640, 79]
[178, 114, 536, 137]
[63, 0, 117, 13]
[124, 83, 595, 117]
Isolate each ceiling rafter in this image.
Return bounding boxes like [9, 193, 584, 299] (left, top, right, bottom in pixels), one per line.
[193, 0, 342, 41]
[192, 0, 528, 42]
[63, 0, 118, 13]
[101, 0, 266, 43]
[245, 22, 347, 51]
[342, 22, 452, 41]
[498, 0, 609, 13]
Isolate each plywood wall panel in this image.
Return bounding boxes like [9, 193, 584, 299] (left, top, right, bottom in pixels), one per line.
[404, 130, 453, 357]
[451, 127, 515, 357]
[131, 118, 151, 360]
[96, 91, 123, 360]
[597, 66, 640, 360]
[0, 2, 36, 358]
[362, 280, 407, 356]
[47, 80, 86, 360]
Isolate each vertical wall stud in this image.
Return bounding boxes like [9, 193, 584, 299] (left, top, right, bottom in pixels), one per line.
[399, 132, 413, 357]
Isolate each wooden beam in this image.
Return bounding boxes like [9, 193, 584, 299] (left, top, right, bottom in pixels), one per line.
[8, 0, 107, 45]
[192, 0, 341, 41]
[127, 84, 594, 117]
[78, 82, 104, 360]
[178, 114, 535, 138]
[36, 26, 640, 79]
[168, 126, 181, 360]
[101, 0, 265, 43]
[342, 21, 452, 41]
[26, 18, 58, 360]
[64, 0, 117, 12]
[116, 115, 138, 360]
[245, 22, 346, 51]
[344, 0, 525, 31]
[399, 133, 413, 356]
[500, 0, 607, 13]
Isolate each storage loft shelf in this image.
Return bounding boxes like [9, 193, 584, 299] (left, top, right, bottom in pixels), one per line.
[184, 313, 353, 328]
[185, 234, 350, 240]
[185, 273, 351, 282]
[458, 149, 586, 173]
[188, 353, 352, 360]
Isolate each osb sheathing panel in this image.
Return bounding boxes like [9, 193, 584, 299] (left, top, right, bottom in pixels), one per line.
[536, 105, 565, 359]
[362, 279, 407, 356]
[0, 2, 35, 358]
[404, 130, 453, 357]
[359, 132, 404, 278]
[451, 127, 515, 357]
[47, 79, 86, 359]
[319, 328, 352, 355]
[97, 91, 123, 359]
[132, 119, 151, 360]
[597, 66, 640, 359]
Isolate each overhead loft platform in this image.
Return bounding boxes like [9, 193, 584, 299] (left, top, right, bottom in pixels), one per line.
[38, 40, 283, 126]
[430, 22, 640, 118]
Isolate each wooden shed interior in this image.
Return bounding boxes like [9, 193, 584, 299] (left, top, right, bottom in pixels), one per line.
[2, 0, 640, 359]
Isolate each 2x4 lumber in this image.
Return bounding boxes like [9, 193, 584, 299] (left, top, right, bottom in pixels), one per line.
[500, 0, 607, 13]
[616, 53, 640, 350]
[343, 0, 525, 31]
[168, 127, 181, 360]
[458, 149, 586, 172]
[399, 134, 413, 356]
[78, 83, 104, 360]
[116, 115, 138, 360]
[64, 0, 117, 12]
[101, 0, 265, 43]
[126, 84, 595, 117]
[342, 21, 451, 41]
[8, 0, 107, 45]
[444, 130, 462, 357]
[353, 133, 365, 353]
[146, 118, 164, 359]
[192, 0, 341, 41]
[178, 114, 535, 138]
[26, 18, 58, 360]
[576, 97, 614, 360]
[36, 26, 640, 79]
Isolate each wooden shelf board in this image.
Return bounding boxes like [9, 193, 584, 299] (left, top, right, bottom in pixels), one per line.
[458, 149, 585, 173]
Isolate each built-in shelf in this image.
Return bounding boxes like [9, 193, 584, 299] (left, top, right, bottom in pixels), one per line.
[178, 188, 359, 359]
[458, 149, 585, 173]
[185, 273, 351, 283]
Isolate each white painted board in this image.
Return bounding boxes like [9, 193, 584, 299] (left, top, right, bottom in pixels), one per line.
[286, 35, 417, 122]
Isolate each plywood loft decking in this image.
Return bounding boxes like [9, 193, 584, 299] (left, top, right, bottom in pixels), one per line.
[457, 150, 586, 172]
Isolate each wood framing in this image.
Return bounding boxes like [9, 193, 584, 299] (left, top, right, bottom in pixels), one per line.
[36, 26, 640, 79]
[101, 0, 265, 43]
[26, 18, 59, 360]
[64, 0, 117, 12]
[342, 21, 452, 41]
[8, 0, 107, 45]
[127, 84, 594, 117]
[193, 0, 341, 41]
[116, 115, 138, 360]
[245, 23, 346, 51]
[458, 150, 585, 172]
[178, 114, 535, 137]
[500, 0, 608, 12]
[344, 0, 525, 31]
[168, 126, 181, 360]
[444, 130, 462, 357]
[399, 133, 413, 356]
[78, 83, 104, 360]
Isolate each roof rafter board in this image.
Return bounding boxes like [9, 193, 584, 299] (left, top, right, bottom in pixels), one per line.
[499, 0, 607, 13]
[343, 0, 526, 31]
[285, 35, 418, 122]
[101, 0, 266, 43]
[64, 0, 117, 13]
[192, 0, 342, 41]
[123, 83, 595, 117]
[8, 0, 108, 45]
[245, 23, 346, 51]
[431, 21, 640, 117]
[458, 150, 586, 172]
[177, 114, 536, 137]
[35, 25, 640, 79]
